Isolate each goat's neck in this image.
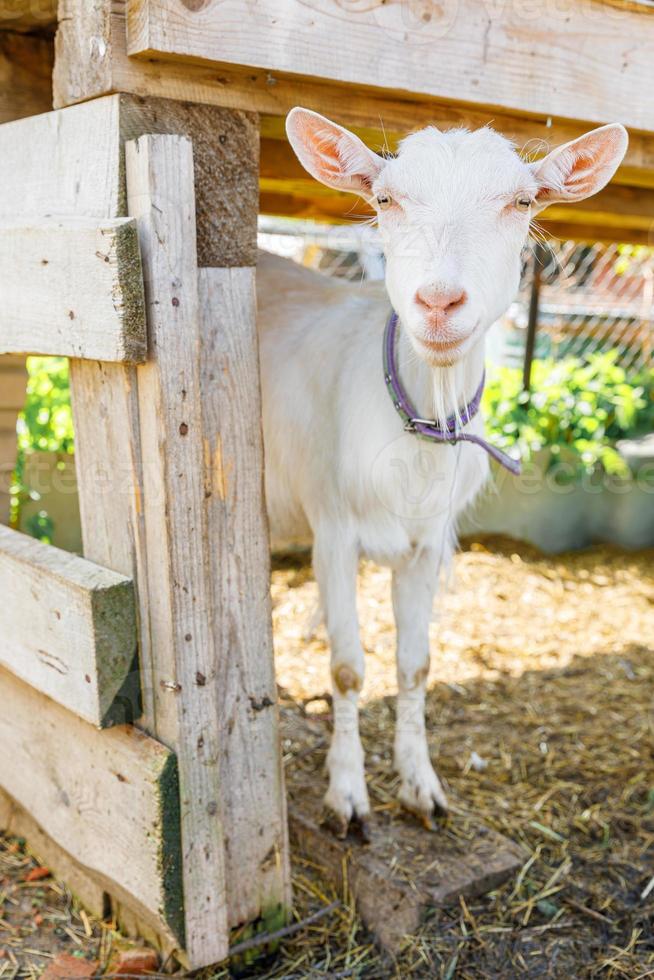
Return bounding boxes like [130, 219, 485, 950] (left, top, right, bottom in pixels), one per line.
[397, 323, 486, 427]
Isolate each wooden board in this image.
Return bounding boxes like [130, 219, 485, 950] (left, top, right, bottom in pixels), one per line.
[0, 32, 53, 125]
[124, 133, 229, 967]
[0, 0, 57, 32]
[0, 525, 137, 727]
[0, 667, 183, 942]
[0, 787, 182, 961]
[126, 0, 654, 133]
[198, 267, 291, 928]
[289, 778, 524, 952]
[0, 94, 257, 268]
[0, 217, 146, 361]
[53, 4, 654, 190]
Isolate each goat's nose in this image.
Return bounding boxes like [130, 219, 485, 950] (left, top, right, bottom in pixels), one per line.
[415, 285, 467, 315]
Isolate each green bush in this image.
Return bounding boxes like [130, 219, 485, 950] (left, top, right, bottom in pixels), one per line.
[483, 351, 654, 478]
[11, 356, 74, 538]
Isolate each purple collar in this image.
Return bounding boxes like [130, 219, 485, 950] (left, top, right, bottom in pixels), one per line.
[383, 311, 521, 475]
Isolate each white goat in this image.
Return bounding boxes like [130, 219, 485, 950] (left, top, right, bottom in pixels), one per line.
[257, 110, 627, 836]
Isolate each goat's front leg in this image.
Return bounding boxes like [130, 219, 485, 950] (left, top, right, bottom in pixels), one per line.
[313, 530, 369, 839]
[393, 548, 448, 828]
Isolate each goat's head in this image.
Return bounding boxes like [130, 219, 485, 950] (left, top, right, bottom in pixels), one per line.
[286, 109, 628, 366]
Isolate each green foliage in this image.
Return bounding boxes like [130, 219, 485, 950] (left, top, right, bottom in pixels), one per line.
[11, 357, 74, 538]
[484, 352, 654, 480]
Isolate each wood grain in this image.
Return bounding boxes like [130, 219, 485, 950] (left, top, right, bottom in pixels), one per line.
[0, 785, 183, 961]
[125, 133, 229, 967]
[0, 525, 137, 726]
[198, 267, 291, 927]
[0, 667, 183, 940]
[0, 217, 146, 361]
[0, 93, 257, 266]
[126, 0, 654, 132]
[289, 777, 524, 952]
[53, 4, 654, 189]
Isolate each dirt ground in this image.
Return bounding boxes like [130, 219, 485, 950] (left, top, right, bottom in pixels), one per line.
[2, 535, 654, 978]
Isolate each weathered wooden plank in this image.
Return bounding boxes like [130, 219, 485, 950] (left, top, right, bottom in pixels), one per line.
[0, 666, 183, 941]
[0, 94, 257, 267]
[0, 0, 57, 32]
[0, 32, 53, 125]
[54, 4, 654, 189]
[0, 525, 137, 726]
[0, 96, 123, 220]
[198, 267, 291, 928]
[0, 786, 183, 960]
[288, 777, 524, 952]
[0, 217, 146, 361]
[126, 0, 654, 133]
[125, 133, 229, 967]
[0, 787, 108, 920]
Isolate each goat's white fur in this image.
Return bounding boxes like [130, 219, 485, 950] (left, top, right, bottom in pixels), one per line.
[257, 111, 627, 834]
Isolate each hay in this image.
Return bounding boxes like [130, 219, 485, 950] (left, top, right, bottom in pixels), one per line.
[269, 535, 654, 978]
[3, 535, 654, 977]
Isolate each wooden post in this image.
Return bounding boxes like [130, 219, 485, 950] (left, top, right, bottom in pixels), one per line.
[124, 133, 230, 965]
[65, 97, 290, 966]
[0, 355, 26, 524]
[523, 243, 548, 393]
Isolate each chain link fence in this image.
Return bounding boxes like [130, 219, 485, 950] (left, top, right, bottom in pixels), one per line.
[258, 217, 654, 371]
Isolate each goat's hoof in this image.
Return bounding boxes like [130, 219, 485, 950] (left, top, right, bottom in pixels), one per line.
[322, 807, 349, 839]
[321, 806, 372, 843]
[397, 772, 449, 831]
[401, 802, 444, 832]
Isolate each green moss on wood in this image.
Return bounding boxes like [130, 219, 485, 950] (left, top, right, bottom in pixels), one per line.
[157, 751, 185, 946]
[113, 219, 147, 362]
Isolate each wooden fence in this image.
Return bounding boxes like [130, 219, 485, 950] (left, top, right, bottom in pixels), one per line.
[0, 95, 291, 969]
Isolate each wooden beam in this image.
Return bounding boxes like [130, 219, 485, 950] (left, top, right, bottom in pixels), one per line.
[539, 221, 654, 247]
[0, 32, 53, 124]
[0, 525, 137, 727]
[0, 666, 183, 942]
[125, 0, 654, 133]
[260, 136, 654, 230]
[0, 217, 146, 362]
[53, 3, 654, 189]
[0, 0, 57, 32]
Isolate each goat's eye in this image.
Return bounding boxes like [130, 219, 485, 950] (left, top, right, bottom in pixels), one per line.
[376, 193, 394, 211]
[514, 195, 533, 212]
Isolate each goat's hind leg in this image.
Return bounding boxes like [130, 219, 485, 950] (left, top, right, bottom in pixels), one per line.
[393, 547, 448, 828]
[313, 530, 370, 839]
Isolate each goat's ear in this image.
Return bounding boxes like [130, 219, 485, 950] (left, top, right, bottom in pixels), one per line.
[286, 107, 383, 197]
[530, 123, 628, 212]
